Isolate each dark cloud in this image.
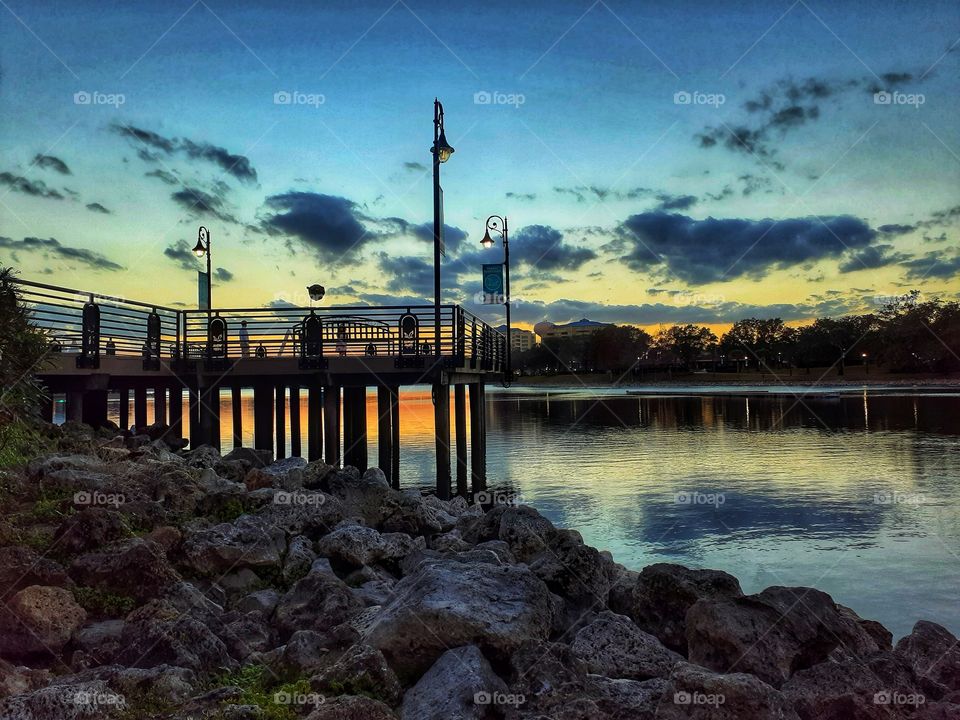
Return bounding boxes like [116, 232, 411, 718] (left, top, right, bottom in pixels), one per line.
[163, 240, 199, 272]
[614, 211, 876, 284]
[144, 169, 179, 185]
[877, 224, 915, 236]
[376, 252, 435, 299]
[654, 193, 698, 211]
[0, 172, 64, 199]
[0, 236, 123, 271]
[214, 267, 234, 282]
[85, 202, 111, 214]
[111, 124, 257, 184]
[170, 187, 237, 223]
[900, 252, 960, 280]
[261, 192, 370, 261]
[32, 154, 71, 175]
[506, 192, 537, 201]
[383, 218, 468, 255]
[505, 224, 597, 272]
[402, 161, 427, 172]
[554, 185, 653, 203]
[838, 244, 910, 273]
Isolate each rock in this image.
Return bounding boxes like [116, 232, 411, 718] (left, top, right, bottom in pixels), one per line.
[244, 468, 274, 492]
[53, 507, 128, 554]
[505, 640, 591, 718]
[305, 696, 396, 720]
[326, 471, 391, 526]
[183, 444, 221, 469]
[279, 630, 335, 676]
[262, 456, 307, 476]
[0, 585, 86, 657]
[235, 589, 281, 616]
[352, 579, 395, 607]
[584, 675, 668, 719]
[362, 467, 389, 487]
[274, 565, 363, 640]
[283, 535, 317, 583]
[0, 546, 73, 594]
[144, 525, 182, 554]
[222, 446, 273, 468]
[312, 644, 401, 706]
[256, 491, 343, 538]
[0, 678, 123, 719]
[181, 515, 287, 575]
[69, 538, 179, 602]
[529, 528, 616, 607]
[302, 461, 335, 490]
[74, 620, 125, 665]
[617, 563, 743, 654]
[914, 698, 960, 719]
[220, 613, 276, 662]
[656, 662, 800, 720]
[896, 621, 960, 692]
[317, 525, 422, 569]
[0, 658, 51, 699]
[365, 558, 559, 680]
[461, 505, 558, 563]
[400, 645, 506, 720]
[570, 611, 683, 681]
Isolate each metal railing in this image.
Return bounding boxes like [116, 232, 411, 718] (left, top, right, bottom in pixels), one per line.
[14, 279, 506, 372]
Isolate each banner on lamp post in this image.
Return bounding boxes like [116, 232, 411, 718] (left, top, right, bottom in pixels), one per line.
[198, 271, 209, 310]
[481, 264, 504, 304]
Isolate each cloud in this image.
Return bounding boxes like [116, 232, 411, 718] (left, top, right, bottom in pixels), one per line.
[32, 154, 71, 175]
[261, 192, 370, 261]
[554, 185, 653, 203]
[877, 223, 915, 236]
[838, 244, 910, 273]
[499, 224, 597, 272]
[506, 191, 537, 201]
[376, 252, 435, 299]
[654, 193, 698, 211]
[403, 161, 427, 172]
[111, 124, 257, 184]
[614, 211, 877, 284]
[383, 218, 469, 254]
[163, 240, 199, 272]
[900, 252, 960, 280]
[170, 186, 238, 223]
[0, 172, 64, 199]
[144, 169, 179, 185]
[214, 267, 234, 282]
[0, 236, 123, 271]
[85, 202, 111, 214]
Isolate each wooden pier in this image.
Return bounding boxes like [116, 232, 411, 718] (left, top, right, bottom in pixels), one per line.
[18, 279, 506, 498]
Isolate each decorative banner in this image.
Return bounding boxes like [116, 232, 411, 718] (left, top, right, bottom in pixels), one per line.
[482, 263, 504, 304]
[198, 271, 209, 310]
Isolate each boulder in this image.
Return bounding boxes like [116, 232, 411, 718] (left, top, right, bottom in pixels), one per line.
[219, 613, 276, 662]
[570, 611, 683, 681]
[0, 546, 73, 594]
[656, 662, 800, 720]
[222, 447, 272, 468]
[256, 492, 343, 538]
[0, 658, 51, 699]
[364, 558, 559, 680]
[896, 621, 960, 692]
[234, 589, 281, 616]
[274, 564, 363, 640]
[0, 585, 86, 657]
[74, 620, 125, 666]
[311, 644, 401, 707]
[686, 585, 887, 687]
[583, 675, 668, 719]
[461, 505, 557, 563]
[305, 696, 396, 720]
[183, 445, 221, 469]
[53, 508, 128, 554]
[529, 528, 616, 607]
[69, 538, 179, 602]
[0, 678, 123, 719]
[616, 563, 743, 654]
[181, 515, 286, 575]
[400, 645, 506, 720]
[505, 640, 591, 718]
[317, 525, 422, 569]
[283, 535, 317, 583]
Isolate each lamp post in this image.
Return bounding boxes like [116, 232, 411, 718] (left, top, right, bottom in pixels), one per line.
[432, 99, 454, 357]
[192, 226, 212, 310]
[862, 352, 869, 374]
[481, 215, 511, 381]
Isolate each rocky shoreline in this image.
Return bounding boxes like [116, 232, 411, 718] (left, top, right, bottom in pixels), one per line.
[0, 420, 958, 719]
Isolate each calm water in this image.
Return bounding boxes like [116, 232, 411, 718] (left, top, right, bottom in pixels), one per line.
[56, 384, 960, 639]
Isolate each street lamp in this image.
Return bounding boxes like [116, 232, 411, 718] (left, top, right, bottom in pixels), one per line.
[432, 98, 454, 357]
[192, 226, 212, 310]
[307, 284, 326, 305]
[481, 215, 511, 381]
[862, 352, 869, 374]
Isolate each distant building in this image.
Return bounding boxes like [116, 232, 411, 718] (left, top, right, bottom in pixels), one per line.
[534, 318, 611, 342]
[496, 325, 536, 353]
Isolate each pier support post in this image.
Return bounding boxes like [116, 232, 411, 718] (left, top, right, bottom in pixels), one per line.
[434, 382, 451, 500]
[134, 387, 148, 430]
[168, 387, 183, 440]
[253, 384, 273, 454]
[390, 386, 400, 489]
[275, 383, 286, 460]
[469, 381, 486, 493]
[154, 387, 166, 425]
[343, 387, 367, 472]
[231, 386, 242, 449]
[118, 389, 129, 431]
[65, 391, 83, 423]
[308, 386, 323, 462]
[454, 384, 468, 497]
[198, 385, 220, 451]
[290, 385, 301, 457]
[188, 386, 202, 448]
[377, 386, 392, 485]
[82, 390, 108, 429]
[324, 386, 340, 466]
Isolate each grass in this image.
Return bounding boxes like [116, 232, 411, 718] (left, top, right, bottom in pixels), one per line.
[72, 586, 137, 617]
[0, 418, 52, 469]
[207, 665, 317, 720]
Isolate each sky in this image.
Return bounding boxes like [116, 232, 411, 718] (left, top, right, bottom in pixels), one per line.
[1, 0, 958, 333]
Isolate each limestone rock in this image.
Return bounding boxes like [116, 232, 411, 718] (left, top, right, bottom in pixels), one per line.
[570, 611, 683, 681]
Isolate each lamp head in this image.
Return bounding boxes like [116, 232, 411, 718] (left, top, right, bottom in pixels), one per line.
[307, 284, 326, 302]
[435, 129, 454, 163]
[481, 229, 495, 248]
[193, 227, 208, 257]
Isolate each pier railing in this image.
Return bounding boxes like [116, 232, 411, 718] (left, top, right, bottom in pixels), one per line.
[15, 279, 506, 372]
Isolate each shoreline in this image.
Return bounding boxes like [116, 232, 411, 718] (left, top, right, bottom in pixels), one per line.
[0, 421, 957, 719]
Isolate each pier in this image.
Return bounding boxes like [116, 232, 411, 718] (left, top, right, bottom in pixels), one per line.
[17, 279, 506, 499]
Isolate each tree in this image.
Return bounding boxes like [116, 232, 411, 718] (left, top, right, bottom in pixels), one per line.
[589, 325, 652, 373]
[719, 318, 790, 368]
[654, 324, 717, 369]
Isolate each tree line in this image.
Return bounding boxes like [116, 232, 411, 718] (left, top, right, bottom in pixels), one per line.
[515, 292, 960, 375]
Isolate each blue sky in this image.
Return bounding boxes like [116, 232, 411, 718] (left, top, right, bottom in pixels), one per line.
[1, 0, 958, 329]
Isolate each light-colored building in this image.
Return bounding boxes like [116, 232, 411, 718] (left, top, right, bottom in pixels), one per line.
[496, 325, 536, 353]
[534, 318, 611, 342]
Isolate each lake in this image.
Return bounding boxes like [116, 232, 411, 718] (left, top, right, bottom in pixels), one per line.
[61, 383, 960, 640]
